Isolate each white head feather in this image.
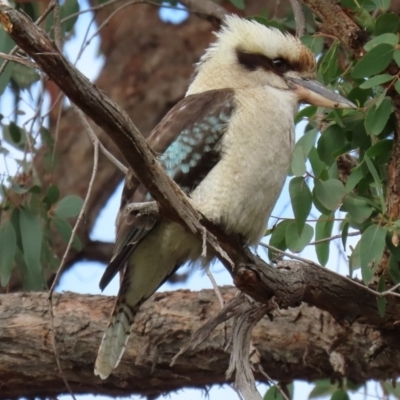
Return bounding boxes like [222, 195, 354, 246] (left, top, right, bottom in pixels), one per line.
[187, 15, 316, 96]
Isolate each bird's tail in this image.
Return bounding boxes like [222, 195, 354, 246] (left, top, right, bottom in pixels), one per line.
[94, 295, 142, 380]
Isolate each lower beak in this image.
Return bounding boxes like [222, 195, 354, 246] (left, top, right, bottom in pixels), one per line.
[288, 78, 356, 109]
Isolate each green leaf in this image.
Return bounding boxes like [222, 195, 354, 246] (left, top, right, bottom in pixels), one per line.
[342, 222, 349, 250]
[229, 0, 245, 9]
[394, 49, 400, 67]
[295, 106, 317, 124]
[301, 35, 324, 55]
[296, 128, 318, 158]
[317, 125, 347, 166]
[395, 80, 400, 95]
[331, 389, 350, 400]
[389, 255, 400, 284]
[268, 220, 291, 261]
[365, 97, 393, 136]
[364, 33, 398, 52]
[60, 0, 80, 33]
[43, 184, 60, 209]
[19, 208, 43, 280]
[366, 139, 393, 158]
[345, 164, 364, 192]
[319, 41, 339, 84]
[264, 383, 293, 400]
[290, 146, 306, 177]
[352, 43, 394, 79]
[286, 222, 313, 253]
[289, 177, 312, 234]
[309, 147, 327, 178]
[342, 194, 374, 224]
[54, 195, 83, 218]
[8, 122, 22, 144]
[309, 380, 336, 399]
[364, 154, 386, 213]
[315, 214, 334, 266]
[375, 13, 400, 34]
[11, 63, 40, 89]
[377, 275, 387, 317]
[0, 221, 16, 287]
[350, 240, 361, 276]
[53, 217, 82, 251]
[314, 179, 345, 211]
[360, 224, 387, 284]
[0, 27, 15, 94]
[359, 74, 393, 89]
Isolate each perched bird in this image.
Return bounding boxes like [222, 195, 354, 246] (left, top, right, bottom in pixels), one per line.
[95, 15, 355, 379]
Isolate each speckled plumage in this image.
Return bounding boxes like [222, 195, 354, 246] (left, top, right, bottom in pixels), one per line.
[95, 16, 353, 380]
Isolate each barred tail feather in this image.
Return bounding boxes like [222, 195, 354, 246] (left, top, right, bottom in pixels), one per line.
[94, 303, 138, 379]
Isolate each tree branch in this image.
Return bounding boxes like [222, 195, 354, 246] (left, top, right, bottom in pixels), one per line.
[1, 289, 400, 399]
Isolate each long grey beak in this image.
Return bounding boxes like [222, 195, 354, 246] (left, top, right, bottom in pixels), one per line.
[288, 78, 356, 109]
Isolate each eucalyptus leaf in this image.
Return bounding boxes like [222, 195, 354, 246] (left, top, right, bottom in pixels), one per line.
[285, 222, 313, 253]
[360, 224, 387, 284]
[364, 33, 398, 51]
[19, 208, 43, 279]
[0, 221, 16, 287]
[315, 214, 334, 266]
[268, 220, 291, 261]
[365, 97, 393, 136]
[359, 74, 392, 89]
[290, 146, 306, 177]
[289, 177, 312, 234]
[331, 389, 350, 400]
[317, 125, 347, 166]
[375, 13, 400, 34]
[314, 179, 346, 211]
[342, 194, 374, 224]
[352, 43, 394, 79]
[54, 195, 83, 218]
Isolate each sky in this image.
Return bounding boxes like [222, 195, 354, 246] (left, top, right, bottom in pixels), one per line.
[0, 1, 387, 400]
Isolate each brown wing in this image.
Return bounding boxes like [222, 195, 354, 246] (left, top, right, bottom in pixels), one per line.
[99, 88, 236, 290]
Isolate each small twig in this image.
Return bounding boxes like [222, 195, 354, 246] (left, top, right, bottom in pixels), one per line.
[205, 266, 224, 309]
[201, 227, 207, 257]
[0, 52, 37, 69]
[126, 200, 159, 216]
[48, 296, 77, 400]
[257, 365, 290, 400]
[289, 0, 306, 37]
[308, 231, 360, 246]
[48, 105, 100, 297]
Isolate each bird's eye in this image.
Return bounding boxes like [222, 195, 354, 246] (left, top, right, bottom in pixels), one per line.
[272, 58, 289, 74]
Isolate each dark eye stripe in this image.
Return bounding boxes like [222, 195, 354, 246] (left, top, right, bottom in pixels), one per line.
[236, 49, 300, 75]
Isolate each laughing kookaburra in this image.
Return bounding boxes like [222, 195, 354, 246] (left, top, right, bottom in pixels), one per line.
[94, 16, 355, 379]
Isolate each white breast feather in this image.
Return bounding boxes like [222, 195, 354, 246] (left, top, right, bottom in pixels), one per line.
[191, 86, 297, 245]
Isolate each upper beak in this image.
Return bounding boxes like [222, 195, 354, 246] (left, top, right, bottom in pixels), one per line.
[288, 78, 356, 109]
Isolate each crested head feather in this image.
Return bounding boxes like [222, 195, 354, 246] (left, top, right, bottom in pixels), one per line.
[187, 15, 316, 95]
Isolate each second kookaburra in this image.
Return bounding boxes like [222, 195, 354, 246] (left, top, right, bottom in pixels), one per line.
[95, 16, 355, 379]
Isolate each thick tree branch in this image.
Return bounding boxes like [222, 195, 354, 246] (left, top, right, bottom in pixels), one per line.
[300, 0, 367, 56]
[1, 289, 400, 399]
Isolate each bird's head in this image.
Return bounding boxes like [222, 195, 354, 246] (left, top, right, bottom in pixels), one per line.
[187, 16, 354, 109]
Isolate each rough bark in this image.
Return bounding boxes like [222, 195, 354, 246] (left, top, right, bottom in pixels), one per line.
[0, 288, 399, 399]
